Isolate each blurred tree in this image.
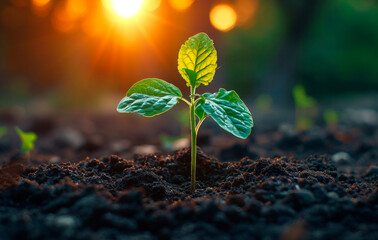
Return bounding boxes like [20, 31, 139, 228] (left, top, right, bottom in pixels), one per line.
[299, 0, 378, 97]
[260, 0, 325, 106]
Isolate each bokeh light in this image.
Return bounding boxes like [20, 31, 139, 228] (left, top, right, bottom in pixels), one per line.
[32, 0, 50, 7]
[31, 0, 51, 17]
[169, 0, 194, 11]
[210, 4, 237, 32]
[66, 0, 87, 19]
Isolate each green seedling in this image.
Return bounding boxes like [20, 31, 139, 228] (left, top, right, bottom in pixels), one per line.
[160, 134, 187, 151]
[323, 109, 339, 130]
[292, 85, 317, 131]
[0, 126, 7, 139]
[117, 33, 253, 192]
[323, 109, 339, 125]
[15, 127, 37, 157]
[160, 110, 189, 150]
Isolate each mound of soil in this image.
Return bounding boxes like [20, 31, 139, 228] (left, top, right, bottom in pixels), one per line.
[0, 147, 377, 240]
[0, 110, 377, 239]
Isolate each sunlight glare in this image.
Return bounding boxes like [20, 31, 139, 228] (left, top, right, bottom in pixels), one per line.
[109, 0, 144, 18]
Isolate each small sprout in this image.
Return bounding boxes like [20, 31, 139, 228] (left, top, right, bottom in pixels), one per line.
[0, 126, 7, 139]
[117, 33, 254, 192]
[324, 110, 339, 125]
[324, 109, 339, 131]
[160, 134, 188, 151]
[15, 127, 37, 157]
[292, 85, 316, 108]
[292, 85, 317, 131]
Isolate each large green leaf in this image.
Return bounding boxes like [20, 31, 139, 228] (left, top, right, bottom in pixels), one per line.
[178, 33, 217, 87]
[117, 78, 182, 117]
[195, 89, 253, 139]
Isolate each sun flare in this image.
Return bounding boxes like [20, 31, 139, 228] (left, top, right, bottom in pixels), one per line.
[104, 0, 144, 18]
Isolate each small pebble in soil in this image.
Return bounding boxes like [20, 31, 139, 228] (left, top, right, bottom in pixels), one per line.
[332, 152, 352, 164]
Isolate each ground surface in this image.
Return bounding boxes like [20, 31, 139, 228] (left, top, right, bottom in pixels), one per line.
[0, 106, 377, 240]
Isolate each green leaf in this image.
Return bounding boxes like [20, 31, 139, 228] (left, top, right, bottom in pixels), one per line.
[178, 32, 217, 87]
[117, 78, 182, 117]
[195, 89, 253, 139]
[183, 68, 197, 88]
[15, 127, 37, 154]
[195, 96, 208, 121]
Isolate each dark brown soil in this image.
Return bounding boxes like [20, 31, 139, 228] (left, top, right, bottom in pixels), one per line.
[0, 110, 377, 240]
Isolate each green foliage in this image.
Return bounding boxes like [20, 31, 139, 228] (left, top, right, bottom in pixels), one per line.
[117, 33, 253, 192]
[0, 126, 7, 138]
[196, 89, 253, 139]
[223, 1, 284, 95]
[292, 85, 315, 108]
[299, 0, 378, 96]
[178, 33, 217, 87]
[15, 127, 37, 155]
[292, 85, 318, 131]
[117, 78, 182, 117]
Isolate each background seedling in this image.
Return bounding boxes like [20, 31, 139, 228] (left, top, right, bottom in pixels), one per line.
[292, 85, 318, 131]
[0, 126, 7, 139]
[323, 109, 339, 130]
[117, 33, 254, 193]
[15, 127, 37, 158]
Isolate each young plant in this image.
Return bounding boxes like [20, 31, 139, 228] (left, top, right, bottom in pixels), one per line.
[117, 33, 253, 192]
[15, 127, 37, 158]
[292, 85, 317, 131]
[0, 126, 7, 139]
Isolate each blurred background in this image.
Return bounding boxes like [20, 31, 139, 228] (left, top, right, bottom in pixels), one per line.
[0, 0, 377, 110]
[0, 0, 377, 165]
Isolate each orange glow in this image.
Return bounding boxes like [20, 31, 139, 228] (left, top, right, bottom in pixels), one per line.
[235, 0, 258, 26]
[103, 0, 144, 19]
[82, 17, 105, 37]
[210, 4, 237, 32]
[32, 0, 50, 7]
[66, 0, 87, 19]
[51, 6, 75, 33]
[169, 0, 194, 11]
[145, 0, 161, 12]
[1, 7, 25, 29]
[31, 0, 51, 17]
[11, 0, 28, 7]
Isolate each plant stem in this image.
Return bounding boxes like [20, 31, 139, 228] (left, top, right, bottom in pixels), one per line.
[190, 87, 197, 193]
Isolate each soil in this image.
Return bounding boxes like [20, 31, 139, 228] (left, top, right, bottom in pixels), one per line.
[0, 109, 377, 240]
